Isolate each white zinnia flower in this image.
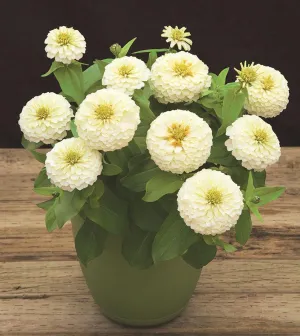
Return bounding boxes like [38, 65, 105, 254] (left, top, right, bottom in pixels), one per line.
[177, 169, 244, 236]
[102, 56, 150, 95]
[149, 51, 211, 104]
[146, 110, 212, 174]
[45, 26, 86, 64]
[161, 26, 192, 51]
[235, 62, 289, 118]
[225, 115, 281, 171]
[245, 65, 289, 118]
[19, 92, 73, 144]
[75, 89, 140, 151]
[45, 138, 102, 191]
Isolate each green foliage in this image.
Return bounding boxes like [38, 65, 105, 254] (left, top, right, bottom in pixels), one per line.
[133, 90, 156, 124]
[147, 51, 157, 68]
[21, 136, 46, 163]
[45, 188, 91, 232]
[152, 210, 198, 263]
[133, 48, 169, 54]
[34, 168, 51, 188]
[70, 119, 78, 137]
[216, 87, 246, 136]
[183, 236, 217, 268]
[143, 170, 183, 202]
[54, 63, 85, 105]
[84, 185, 128, 234]
[37, 198, 56, 211]
[42, 61, 65, 77]
[130, 198, 164, 232]
[208, 134, 239, 166]
[235, 209, 252, 245]
[119, 38, 137, 57]
[204, 235, 237, 252]
[122, 225, 155, 269]
[75, 218, 107, 266]
[121, 155, 159, 192]
[254, 186, 285, 206]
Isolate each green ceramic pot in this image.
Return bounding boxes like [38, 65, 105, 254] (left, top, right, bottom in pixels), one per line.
[72, 217, 201, 327]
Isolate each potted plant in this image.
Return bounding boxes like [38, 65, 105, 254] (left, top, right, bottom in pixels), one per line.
[19, 25, 288, 327]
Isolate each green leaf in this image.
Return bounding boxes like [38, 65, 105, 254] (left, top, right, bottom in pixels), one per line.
[54, 63, 85, 105]
[122, 225, 155, 269]
[221, 166, 249, 190]
[119, 38, 137, 57]
[75, 218, 107, 266]
[245, 171, 255, 201]
[203, 235, 215, 245]
[152, 210, 198, 263]
[247, 202, 263, 221]
[70, 119, 78, 137]
[207, 134, 239, 166]
[253, 170, 266, 188]
[235, 209, 252, 245]
[216, 88, 246, 136]
[254, 186, 285, 206]
[41, 61, 64, 77]
[37, 198, 56, 211]
[21, 136, 46, 163]
[211, 236, 237, 252]
[106, 147, 132, 172]
[83, 63, 102, 93]
[217, 67, 229, 86]
[102, 162, 122, 176]
[182, 237, 217, 268]
[147, 51, 157, 68]
[34, 186, 60, 196]
[84, 186, 128, 234]
[133, 48, 169, 54]
[121, 157, 159, 192]
[94, 60, 107, 79]
[130, 198, 164, 232]
[143, 171, 183, 202]
[88, 180, 105, 208]
[133, 90, 155, 124]
[34, 168, 51, 188]
[45, 189, 89, 232]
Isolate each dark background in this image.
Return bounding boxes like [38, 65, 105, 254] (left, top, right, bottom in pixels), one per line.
[1, 0, 299, 147]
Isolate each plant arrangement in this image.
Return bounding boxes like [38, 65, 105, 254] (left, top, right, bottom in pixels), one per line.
[19, 25, 288, 270]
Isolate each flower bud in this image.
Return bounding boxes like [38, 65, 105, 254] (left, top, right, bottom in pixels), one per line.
[110, 43, 122, 57]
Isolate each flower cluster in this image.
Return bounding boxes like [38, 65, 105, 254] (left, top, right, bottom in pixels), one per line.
[19, 25, 289, 270]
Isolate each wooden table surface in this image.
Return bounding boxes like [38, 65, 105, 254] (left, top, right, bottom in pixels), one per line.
[0, 148, 300, 336]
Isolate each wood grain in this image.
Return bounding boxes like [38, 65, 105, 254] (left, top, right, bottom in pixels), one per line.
[0, 148, 300, 335]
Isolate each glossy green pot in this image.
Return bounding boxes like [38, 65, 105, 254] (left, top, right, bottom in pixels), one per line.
[72, 218, 201, 327]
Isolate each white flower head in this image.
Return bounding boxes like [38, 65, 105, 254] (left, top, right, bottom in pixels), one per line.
[75, 89, 140, 151]
[146, 110, 212, 174]
[19, 92, 73, 144]
[225, 115, 281, 171]
[245, 65, 289, 118]
[102, 56, 150, 96]
[161, 26, 192, 51]
[177, 169, 244, 235]
[45, 26, 86, 64]
[45, 138, 103, 191]
[149, 51, 211, 104]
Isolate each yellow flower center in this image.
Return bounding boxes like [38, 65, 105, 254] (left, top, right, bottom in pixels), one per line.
[261, 75, 275, 91]
[171, 28, 184, 41]
[64, 150, 82, 166]
[118, 64, 134, 77]
[205, 188, 223, 205]
[165, 123, 190, 147]
[36, 106, 50, 120]
[235, 62, 258, 86]
[253, 129, 268, 144]
[173, 60, 193, 77]
[94, 104, 114, 121]
[56, 32, 72, 46]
